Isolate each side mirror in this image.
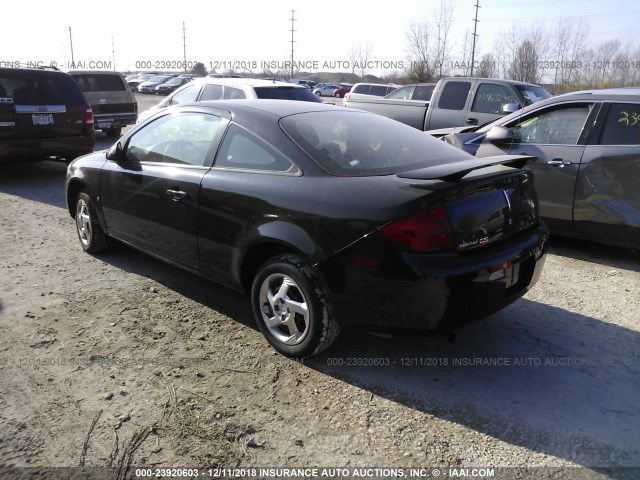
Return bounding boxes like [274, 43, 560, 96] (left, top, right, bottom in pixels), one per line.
[502, 103, 521, 114]
[485, 126, 514, 145]
[106, 141, 125, 161]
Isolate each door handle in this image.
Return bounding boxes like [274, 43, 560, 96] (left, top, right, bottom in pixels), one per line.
[547, 158, 572, 167]
[466, 118, 478, 125]
[166, 189, 187, 201]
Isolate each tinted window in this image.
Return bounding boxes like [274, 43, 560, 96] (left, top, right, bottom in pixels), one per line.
[352, 85, 369, 94]
[471, 84, 518, 114]
[72, 74, 126, 92]
[599, 103, 640, 145]
[412, 85, 434, 100]
[200, 84, 223, 101]
[125, 112, 223, 166]
[281, 111, 471, 177]
[254, 87, 321, 102]
[510, 105, 592, 145]
[370, 85, 389, 96]
[168, 83, 200, 106]
[438, 81, 471, 110]
[0, 70, 84, 104]
[215, 124, 295, 172]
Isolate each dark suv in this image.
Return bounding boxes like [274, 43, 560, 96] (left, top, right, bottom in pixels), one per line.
[69, 71, 137, 138]
[0, 67, 94, 163]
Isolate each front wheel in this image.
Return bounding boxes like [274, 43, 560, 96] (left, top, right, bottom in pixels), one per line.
[251, 255, 339, 358]
[75, 192, 109, 254]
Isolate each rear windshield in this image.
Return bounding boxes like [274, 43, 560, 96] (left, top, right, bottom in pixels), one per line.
[280, 111, 470, 176]
[0, 70, 85, 104]
[72, 74, 126, 92]
[254, 87, 321, 102]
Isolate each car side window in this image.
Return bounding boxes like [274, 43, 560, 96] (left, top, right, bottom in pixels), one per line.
[370, 85, 388, 96]
[599, 103, 640, 145]
[510, 104, 593, 145]
[386, 87, 412, 100]
[471, 84, 518, 114]
[223, 87, 246, 99]
[200, 84, 223, 101]
[412, 85, 434, 101]
[438, 81, 471, 110]
[214, 124, 296, 173]
[167, 83, 200, 106]
[125, 112, 223, 166]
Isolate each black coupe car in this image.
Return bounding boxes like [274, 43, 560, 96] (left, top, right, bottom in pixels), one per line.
[66, 100, 547, 358]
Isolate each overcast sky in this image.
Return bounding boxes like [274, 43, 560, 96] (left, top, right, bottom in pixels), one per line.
[4, 0, 638, 74]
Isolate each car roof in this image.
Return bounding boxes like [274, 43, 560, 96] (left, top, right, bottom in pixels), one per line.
[178, 99, 352, 118]
[192, 77, 307, 89]
[559, 87, 640, 96]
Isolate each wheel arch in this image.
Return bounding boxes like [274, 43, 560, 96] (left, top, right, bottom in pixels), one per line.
[66, 178, 87, 218]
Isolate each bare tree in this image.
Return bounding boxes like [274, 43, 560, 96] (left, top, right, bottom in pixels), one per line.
[434, 0, 454, 77]
[508, 40, 541, 83]
[475, 53, 498, 78]
[347, 41, 374, 80]
[551, 18, 588, 92]
[405, 19, 436, 81]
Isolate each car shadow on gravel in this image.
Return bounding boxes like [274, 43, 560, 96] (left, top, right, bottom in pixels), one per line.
[307, 301, 639, 477]
[0, 160, 68, 209]
[96, 245, 639, 477]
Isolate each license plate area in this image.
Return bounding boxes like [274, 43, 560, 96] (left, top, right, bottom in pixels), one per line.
[32, 114, 54, 126]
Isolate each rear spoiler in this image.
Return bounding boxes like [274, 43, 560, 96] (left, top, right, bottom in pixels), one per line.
[397, 155, 535, 182]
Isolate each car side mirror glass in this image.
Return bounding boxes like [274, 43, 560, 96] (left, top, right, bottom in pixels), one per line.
[502, 103, 521, 114]
[106, 141, 125, 161]
[485, 126, 514, 145]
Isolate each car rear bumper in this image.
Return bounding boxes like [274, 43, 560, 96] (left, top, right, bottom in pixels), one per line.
[94, 114, 137, 129]
[0, 133, 95, 162]
[322, 225, 548, 331]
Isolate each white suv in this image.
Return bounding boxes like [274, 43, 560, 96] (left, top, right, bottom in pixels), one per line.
[344, 83, 398, 101]
[138, 78, 321, 123]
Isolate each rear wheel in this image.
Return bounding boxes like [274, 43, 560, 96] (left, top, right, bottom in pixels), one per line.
[251, 255, 339, 358]
[75, 192, 109, 254]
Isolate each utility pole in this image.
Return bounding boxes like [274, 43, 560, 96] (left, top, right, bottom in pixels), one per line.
[470, 0, 480, 76]
[289, 10, 296, 78]
[69, 27, 75, 68]
[182, 21, 187, 72]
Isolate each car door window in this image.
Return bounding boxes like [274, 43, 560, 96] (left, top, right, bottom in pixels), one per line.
[168, 83, 200, 106]
[125, 112, 224, 166]
[214, 124, 296, 173]
[200, 84, 223, 101]
[438, 81, 471, 110]
[510, 104, 593, 145]
[599, 103, 640, 145]
[471, 84, 518, 114]
[223, 87, 246, 99]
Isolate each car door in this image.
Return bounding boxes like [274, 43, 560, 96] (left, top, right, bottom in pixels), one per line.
[573, 102, 640, 248]
[476, 101, 598, 233]
[100, 110, 228, 270]
[428, 80, 473, 130]
[465, 82, 519, 127]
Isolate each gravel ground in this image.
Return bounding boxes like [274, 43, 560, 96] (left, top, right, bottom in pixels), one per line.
[0, 105, 638, 479]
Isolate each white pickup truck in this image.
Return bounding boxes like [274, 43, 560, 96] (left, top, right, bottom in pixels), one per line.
[344, 77, 551, 131]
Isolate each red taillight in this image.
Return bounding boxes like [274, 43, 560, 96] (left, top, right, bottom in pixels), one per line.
[382, 205, 454, 253]
[85, 108, 94, 125]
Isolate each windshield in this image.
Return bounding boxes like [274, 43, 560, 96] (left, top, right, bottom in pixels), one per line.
[280, 111, 471, 177]
[517, 85, 552, 105]
[254, 87, 322, 102]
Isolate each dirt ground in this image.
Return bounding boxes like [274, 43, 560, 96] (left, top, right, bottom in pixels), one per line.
[0, 138, 638, 479]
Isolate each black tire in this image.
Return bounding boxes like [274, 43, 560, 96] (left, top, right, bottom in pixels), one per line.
[106, 127, 122, 138]
[251, 254, 339, 358]
[75, 191, 109, 254]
